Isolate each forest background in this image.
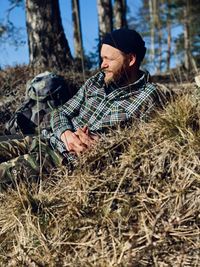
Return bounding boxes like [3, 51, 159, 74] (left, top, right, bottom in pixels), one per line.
[0, 1, 199, 266]
[0, 0, 200, 75]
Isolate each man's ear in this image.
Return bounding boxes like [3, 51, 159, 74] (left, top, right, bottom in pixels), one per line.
[129, 54, 137, 66]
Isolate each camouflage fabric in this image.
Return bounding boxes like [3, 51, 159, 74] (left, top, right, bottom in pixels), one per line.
[0, 136, 67, 191]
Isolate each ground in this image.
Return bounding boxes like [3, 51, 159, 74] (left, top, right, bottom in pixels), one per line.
[0, 65, 199, 266]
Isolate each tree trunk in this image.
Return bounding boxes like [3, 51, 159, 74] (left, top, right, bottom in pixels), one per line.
[71, 0, 84, 60]
[71, 0, 85, 79]
[97, 0, 113, 64]
[97, 0, 113, 41]
[149, 0, 155, 64]
[166, 0, 171, 71]
[183, 0, 191, 71]
[156, 0, 162, 73]
[25, 0, 72, 72]
[113, 0, 127, 29]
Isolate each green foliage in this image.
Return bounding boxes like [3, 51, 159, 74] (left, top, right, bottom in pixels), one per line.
[129, 0, 200, 72]
[173, 0, 200, 62]
[9, 0, 23, 5]
[0, 22, 25, 47]
[0, 24, 7, 37]
[0, 0, 25, 47]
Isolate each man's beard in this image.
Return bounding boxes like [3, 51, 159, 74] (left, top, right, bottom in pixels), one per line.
[104, 67, 129, 87]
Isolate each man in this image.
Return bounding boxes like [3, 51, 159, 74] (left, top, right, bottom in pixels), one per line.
[0, 28, 161, 189]
[50, 28, 158, 158]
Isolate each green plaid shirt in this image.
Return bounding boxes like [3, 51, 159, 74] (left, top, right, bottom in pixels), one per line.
[50, 70, 159, 157]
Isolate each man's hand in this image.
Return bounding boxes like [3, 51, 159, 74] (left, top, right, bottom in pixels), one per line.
[61, 130, 87, 155]
[60, 126, 99, 155]
[75, 126, 99, 148]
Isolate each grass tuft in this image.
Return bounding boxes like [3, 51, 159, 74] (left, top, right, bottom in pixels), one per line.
[0, 67, 200, 266]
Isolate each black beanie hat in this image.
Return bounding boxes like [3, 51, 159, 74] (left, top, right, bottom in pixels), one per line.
[102, 28, 146, 63]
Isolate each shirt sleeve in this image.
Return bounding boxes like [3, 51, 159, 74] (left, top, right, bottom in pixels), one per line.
[50, 84, 85, 139]
[126, 83, 158, 120]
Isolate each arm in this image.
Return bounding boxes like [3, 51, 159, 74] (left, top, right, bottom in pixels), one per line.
[51, 72, 103, 155]
[125, 82, 158, 120]
[51, 85, 85, 140]
[51, 86, 99, 155]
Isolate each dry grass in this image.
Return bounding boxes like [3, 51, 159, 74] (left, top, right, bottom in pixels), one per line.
[0, 65, 32, 133]
[0, 77, 199, 266]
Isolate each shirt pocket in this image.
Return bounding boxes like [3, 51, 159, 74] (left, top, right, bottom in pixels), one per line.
[100, 105, 128, 127]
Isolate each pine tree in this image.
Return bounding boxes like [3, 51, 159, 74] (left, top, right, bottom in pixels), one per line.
[97, 0, 113, 40]
[113, 0, 127, 29]
[172, 0, 200, 71]
[25, 0, 72, 72]
[72, 0, 84, 61]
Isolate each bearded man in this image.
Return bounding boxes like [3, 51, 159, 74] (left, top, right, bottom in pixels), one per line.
[50, 28, 158, 157]
[0, 28, 162, 189]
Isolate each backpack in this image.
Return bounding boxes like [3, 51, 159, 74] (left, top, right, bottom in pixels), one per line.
[5, 71, 70, 135]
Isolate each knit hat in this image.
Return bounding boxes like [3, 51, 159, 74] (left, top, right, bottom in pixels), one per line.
[101, 28, 146, 63]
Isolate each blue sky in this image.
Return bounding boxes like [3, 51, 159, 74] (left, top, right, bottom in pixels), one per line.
[0, 0, 140, 68]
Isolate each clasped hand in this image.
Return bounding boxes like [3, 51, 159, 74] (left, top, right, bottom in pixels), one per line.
[61, 126, 99, 155]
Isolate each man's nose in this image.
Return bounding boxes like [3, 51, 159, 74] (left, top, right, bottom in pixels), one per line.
[101, 59, 108, 69]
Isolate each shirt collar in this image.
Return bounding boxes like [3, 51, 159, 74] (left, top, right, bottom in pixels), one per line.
[105, 69, 149, 95]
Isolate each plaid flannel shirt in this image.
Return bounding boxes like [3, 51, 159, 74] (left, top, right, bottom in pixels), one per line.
[50, 70, 159, 158]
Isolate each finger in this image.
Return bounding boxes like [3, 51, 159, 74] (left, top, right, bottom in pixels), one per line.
[64, 140, 70, 151]
[62, 131, 84, 152]
[81, 125, 88, 133]
[72, 142, 87, 155]
[71, 132, 87, 146]
[90, 134, 100, 142]
[68, 141, 87, 154]
[77, 126, 89, 135]
[75, 129, 92, 147]
[76, 127, 87, 135]
[61, 135, 70, 151]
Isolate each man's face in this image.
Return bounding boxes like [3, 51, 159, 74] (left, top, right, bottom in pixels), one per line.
[100, 44, 130, 86]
